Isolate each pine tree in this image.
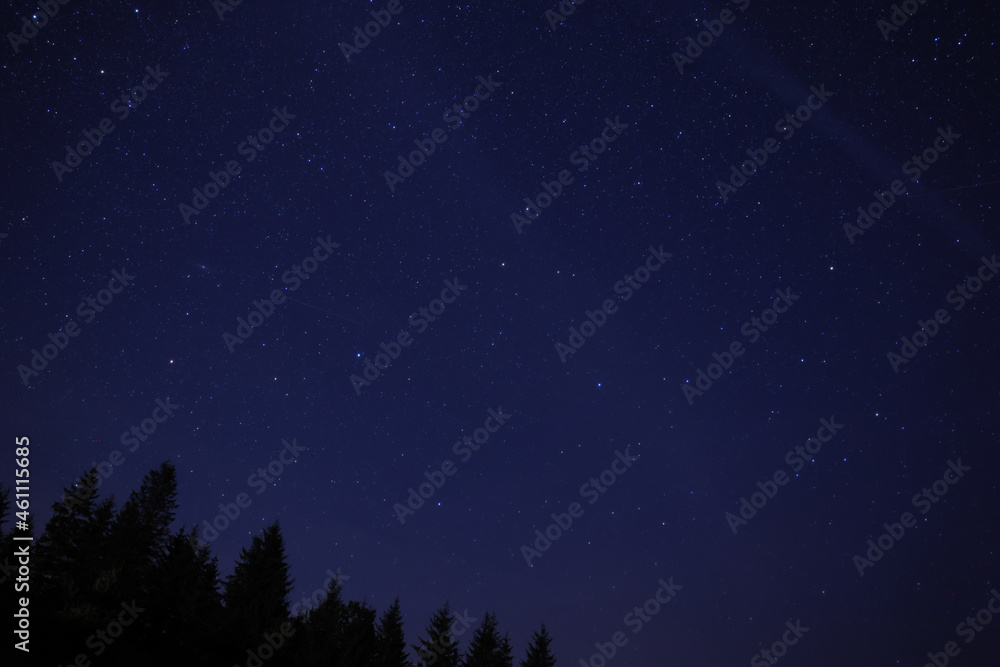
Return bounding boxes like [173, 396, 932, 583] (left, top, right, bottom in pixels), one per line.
[464, 613, 513, 667]
[34, 468, 114, 622]
[295, 576, 347, 666]
[463, 612, 500, 667]
[497, 633, 514, 667]
[148, 527, 223, 661]
[22, 467, 566, 665]
[112, 461, 178, 558]
[104, 462, 180, 619]
[341, 599, 378, 665]
[223, 521, 295, 651]
[33, 469, 116, 666]
[376, 597, 409, 667]
[414, 602, 461, 667]
[520, 624, 556, 667]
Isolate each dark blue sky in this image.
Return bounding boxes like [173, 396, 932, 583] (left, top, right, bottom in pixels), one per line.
[4, 0, 1000, 664]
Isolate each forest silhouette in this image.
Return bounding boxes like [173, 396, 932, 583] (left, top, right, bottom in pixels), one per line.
[1, 462, 558, 667]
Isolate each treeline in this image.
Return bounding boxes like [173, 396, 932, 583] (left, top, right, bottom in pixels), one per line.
[0, 462, 557, 667]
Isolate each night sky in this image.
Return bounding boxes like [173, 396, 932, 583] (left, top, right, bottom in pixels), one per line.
[4, 0, 1000, 664]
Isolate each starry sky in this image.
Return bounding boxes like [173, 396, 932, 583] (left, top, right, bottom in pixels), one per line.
[4, 0, 1000, 664]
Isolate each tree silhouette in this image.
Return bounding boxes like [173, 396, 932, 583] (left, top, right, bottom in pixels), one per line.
[463, 612, 502, 667]
[376, 597, 410, 667]
[148, 527, 223, 662]
[294, 575, 347, 666]
[24, 464, 559, 665]
[520, 624, 556, 667]
[497, 632, 514, 667]
[32, 468, 118, 665]
[35, 467, 114, 623]
[223, 520, 294, 653]
[341, 599, 378, 665]
[105, 462, 179, 629]
[414, 602, 461, 667]
[462, 612, 514, 667]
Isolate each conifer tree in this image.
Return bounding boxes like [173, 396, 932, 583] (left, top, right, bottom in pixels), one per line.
[111, 461, 178, 558]
[376, 597, 410, 667]
[148, 527, 223, 660]
[497, 632, 514, 667]
[294, 576, 347, 666]
[105, 461, 179, 619]
[22, 465, 564, 665]
[464, 613, 513, 667]
[463, 612, 500, 667]
[414, 602, 461, 667]
[33, 469, 116, 665]
[35, 468, 114, 621]
[341, 599, 378, 665]
[223, 521, 294, 651]
[520, 624, 556, 667]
